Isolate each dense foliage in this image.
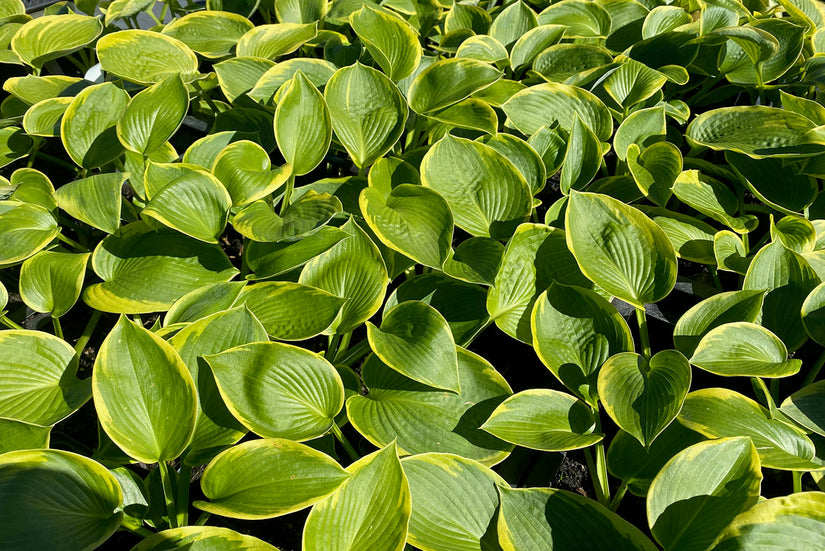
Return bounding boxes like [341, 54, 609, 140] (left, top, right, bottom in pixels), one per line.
[1, 0, 825, 549]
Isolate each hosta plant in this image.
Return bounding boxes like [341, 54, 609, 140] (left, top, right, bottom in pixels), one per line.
[1, 0, 825, 549]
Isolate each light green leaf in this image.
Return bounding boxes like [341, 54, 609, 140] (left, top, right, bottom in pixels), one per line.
[628, 141, 682, 208]
[246, 226, 348, 280]
[20, 250, 89, 318]
[537, 0, 612, 38]
[104, 0, 153, 25]
[0, 418, 50, 453]
[234, 192, 340, 243]
[131, 527, 278, 550]
[714, 230, 751, 274]
[442, 237, 504, 286]
[0, 201, 59, 265]
[532, 43, 613, 84]
[510, 24, 566, 69]
[213, 57, 275, 103]
[236, 22, 317, 59]
[6, 168, 55, 211]
[97, 30, 199, 85]
[0, 127, 32, 169]
[274, 71, 331, 176]
[3, 75, 84, 106]
[55, 173, 125, 235]
[613, 106, 667, 161]
[275, 0, 326, 23]
[212, 140, 291, 206]
[164, 281, 246, 326]
[802, 281, 825, 345]
[726, 151, 818, 215]
[672, 170, 757, 233]
[408, 58, 502, 115]
[22, 96, 71, 137]
[161, 11, 253, 58]
[11, 13, 102, 68]
[772, 214, 816, 252]
[248, 58, 337, 105]
[117, 75, 189, 156]
[61, 82, 129, 169]
[427, 98, 498, 135]
[194, 438, 349, 519]
[483, 133, 546, 195]
[603, 58, 667, 110]
[560, 115, 602, 194]
[644, 207, 717, 265]
[780, 380, 825, 436]
[643, 6, 691, 39]
[351, 4, 421, 81]
[491, 0, 538, 46]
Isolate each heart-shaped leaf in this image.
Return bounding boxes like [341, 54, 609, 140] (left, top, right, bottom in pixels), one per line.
[246, 226, 348, 280]
[491, 0, 538, 45]
[248, 58, 336, 105]
[22, 96, 71, 137]
[55, 172, 125, 235]
[560, 115, 602, 194]
[233, 192, 341, 243]
[614, 105, 667, 161]
[19, 250, 89, 318]
[97, 30, 199, 85]
[510, 24, 566, 69]
[11, 13, 102, 67]
[726, 151, 817, 215]
[160, 10, 253, 58]
[274, 71, 331, 176]
[628, 141, 682, 208]
[350, 4, 421, 81]
[117, 74, 189, 156]
[61, 82, 129, 169]
[213, 57, 275, 103]
[672, 170, 757, 234]
[236, 22, 317, 59]
[0, 201, 58, 266]
[673, 290, 766, 357]
[212, 140, 292, 207]
[408, 58, 502, 115]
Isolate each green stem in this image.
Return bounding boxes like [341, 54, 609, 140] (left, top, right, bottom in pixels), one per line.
[584, 446, 610, 507]
[121, 516, 154, 538]
[176, 465, 191, 526]
[334, 332, 352, 363]
[803, 349, 825, 387]
[194, 511, 211, 526]
[335, 339, 371, 367]
[240, 238, 250, 278]
[52, 317, 64, 340]
[326, 333, 343, 363]
[793, 471, 803, 494]
[709, 266, 723, 291]
[158, 461, 179, 529]
[74, 310, 102, 357]
[769, 378, 780, 405]
[146, 7, 162, 25]
[0, 316, 24, 330]
[279, 174, 296, 215]
[57, 233, 88, 252]
[134, 314, 143, 326]
[752, 377, 778, 418]
[635, 307, 651, 360]
[331, 422, 359, 462]
[609, 481, 628, 512]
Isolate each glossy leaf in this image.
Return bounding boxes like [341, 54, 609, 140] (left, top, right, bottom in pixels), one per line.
[274, 71, 331, 176]
[351, 4, 421, 81]
[0, 418, 50, 454]
[132, 527, 278, 551]
[408, 58, 502, 115]
[161, 11, 253, 58]
[690, 322, 802, 378]
[97, 30, 199, 85]
[61, 82, 129, 169]
[117, 75, 189, 156]
[11, 13, 101, 67]
[19, 250, 89, 318]
[212, 140, 291, 206]
[780, 380, 825, 437]
[236, 22, 318, 60]
[0, 201, 59, 265]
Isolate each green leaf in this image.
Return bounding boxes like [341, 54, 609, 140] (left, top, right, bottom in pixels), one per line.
[456, 35, 508, 66]
[160, 10, 254, 58]
[484, 133, 546, 195]
[628, 141, 682, 207]
[726, 151, 818, 215]
[504, 82, 613, 141]
[673, 290, 766, 358]
[603, 58, 667, 110]
[246, 226, 348, 280]
[772, 214, 816, 252]
[194, 438, 349, 519]
[711, 492, 825, 550]
[234, 192, 341, 243]
[367, 300, 459, 392]
[442, 237, 503, 286]
[132, 527, 278, 550]
[205, 341, 344, 441]
[537, 0, 611, 38]
[614, 106, 667, 161]
[0, 450, 122, 551]
[3, 75, 84, 106]
[0, 127, 32, 169]
[647, 437, 762, 551]
[20, 250, 89, 318]
[780, 380, 825, 436]
[274, 0, 326, 23]
[408, 58, 502, 115]
[510, 24, 566, 69]
[689, 322, 802, 378]
[22, 96, 71, 137]
[103, 0, 153, 25]
[213, 57, 275, 103]
[248, 58, 337, 105]
[488, 224, 591, 343]
[560, 115, 602, 194]
[303, 443, 410, 551]
[359, 184, 452, 269]
[11, 13, 102, 68]
[672, 170, 757, 234]
[686, 106, 824, 158]
[0, 201, 59, 265]
[426, 98, 499, 135]
[236, 22, 318, 59]
[598, 350, 691, 448]
[117, 75, 189, 156]
[324, 63, 407, 169]
[351, 4, 421, 81]
[54, 172, 126, 234]
[83, 221, 237, 314]
[481, 388, 602, 451]
[533, 283, 633, 406]
[714, 230, 751, 274]
[164, 281, 246, 326]
[97, 29, 199, 85]
[0, 329, 87, 425]
[719, 19, 805, 86]
[141, 163, 231, 243]
[802, 281, 825, 345]
[491, 0, 538, 46]
[532, 43, 613, 85]
[644, 207, 717, 265]
[643, 6, 692, 38]
[497, 486, 657, 550]
[6, 168, 56, 211]
[678, 388, 822, 470]
[744, 241, 820, 351]
[347, 349, 513, 465]
[274, 71, 331, 176]
[566, 191, 678, 307]
[299, 218, 388, 334]
[403, 453, 506, 551]
[0, 418, 50, 454]
[93, 316, 197, 463]
[421, 134, 531, 239]
[212, 140, 291, 206]
[234, 281, 345, 340]
[61, 82, 129, 169]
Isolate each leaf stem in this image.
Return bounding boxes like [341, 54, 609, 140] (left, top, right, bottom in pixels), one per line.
[52, 316, 64, 340]
[584, 446, 610, 507]
[752, 377, 778, 418]
[57, 233, 89, 252]
[635, 307, 651, 360]
[0, 316, 24, 330]
[331, 422, 359, 462]
[279, 174, 296, 215]
[793, 471, 802, 493]
[335, 339, 371, 367]
[158, 461, 179, 529]
[334, 332, 352, 363]
[194, 511, 211, 526]
[326, 332, 343, 363]
[121, 516, 154, 538]
[609, 481, 628, 512]
[74, 310, 102, 357]
[176, 464, 191, 526]
[803, 349, 825, 387]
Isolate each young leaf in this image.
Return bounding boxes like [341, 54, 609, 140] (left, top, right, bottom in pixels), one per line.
[97, 29, 199, 85]
[117, 74, 189, 156]
[133, 527, 278, 550]
[61, 82, 129, 169]
[19, 250, 90, 318]
[560, 115, 602, 194]
[274, 71, 332, 176]
[212, 140, 292, 206]
[55, 172, 125, 235]
[408, 58, 502, 115]
[350, 4, 421, 81]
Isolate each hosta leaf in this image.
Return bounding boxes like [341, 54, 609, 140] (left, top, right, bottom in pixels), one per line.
[455, 35, 508, 66]
[566, 191, 678, 307]
[0, 201, 59, 265]
[802, 281, 825, 345]
[11, 13, 102, 68]
[532, 44, 613, 85]
[403, 453, 506, 551]
[117, 74, 189, 156]
[603, 58, 667, 110]
[421, 134, 531, 239]
[234, 281, 344, 340]
[367, 301, 459, 392]
[0, 127, 31, 169]
[104, 0, 153, 25]
[359, 184, 452, 269]
[97, 30, 199, 85]
[726, 151, 818, 215]
[83, 221, 238, 314]
[142, 164, 231, 243]
[213, 57, 275, 103]
[274, 71, 331, 176]
[672, 170, 757, 234]
[560, 115, 602, 194]
[689, 322, 802, 378]
[3, 75, 84, 106]
[503, 82, 613, 141]
[303, 443, 410, 551]
[628, 142, 682, 208]
[20, 250, 89, 318]
[481, 388, 602, 451]
[643, 6, 691, 38]
[678, 388, 823, 470]
[299, 218, 388, 334]
[673, 290, 766, 358]
[744, 240, 820, 351]
[22, 96, 71, 137]
[714, 230, 751, 274]
[537, 0, 611, 38]
[246, 226, 348, 280]
[61, 82, 129, 169]
[644, 207, 717, 265]
[351, 4, 421, 81]
[772, 215, 816, 252]
[442, 237, 503, 286]
[613, 106, 667, 161]
[686, 106, 824, 158]
[427, 98, 498, 135]
[497, 486, 657, 550]
[533, 283, 633, 406]
[168, 306, 267, 465]
[0, 418, 50, 454]
[194, 439, 349, 519]
[274, 0, 326, 23]
[647, 437, 762, 551]
[160, 11, 253, 58]
[206, 0, 258, 18]
[0, 450, 122, 551]
[205, 342, 344, 441]
[236, 22, 317, 60]
[164, 281, 246, 326]
[0, 330, 87, 425]
[720, 19, 805, 86]
[93, 316, 197, 463]
[408, 58, 502, 115]
[488, 224, 590, 343]
[132, 527, 278, 551]
[711, 492, 825, 551]
[212, 140, 291, 206]
[598, 350, 691, 448]
[347, 349, 513, 465]
[182, 131, 251, 170]
[248, 58, 337, 105]
[234, 192, 340, 243]
[510, 24, 566, 69]
[324, 63, 407, 169]
[6, 168, 55, 211]
[491, 0, 538, 45]
[780, 380, 825, 436]
[483, 133, 546, 195]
